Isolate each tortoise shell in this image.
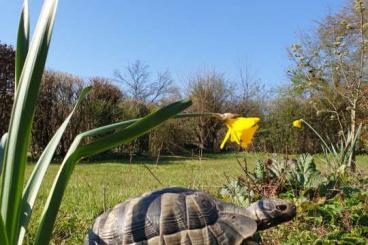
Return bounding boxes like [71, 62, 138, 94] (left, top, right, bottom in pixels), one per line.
[87, 187, 257, 244]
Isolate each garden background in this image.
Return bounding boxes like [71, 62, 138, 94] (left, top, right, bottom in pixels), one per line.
[0, 0, 367, 244]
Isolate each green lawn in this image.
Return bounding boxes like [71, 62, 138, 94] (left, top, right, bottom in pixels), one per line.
[25, 153, 368, 244]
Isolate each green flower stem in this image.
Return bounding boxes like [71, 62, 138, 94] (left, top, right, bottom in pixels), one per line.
[301, 119, 331, 152]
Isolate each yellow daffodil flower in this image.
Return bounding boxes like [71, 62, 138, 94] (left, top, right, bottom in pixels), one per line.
[292, 119, 302, 128]
[220, 117, 260, 149]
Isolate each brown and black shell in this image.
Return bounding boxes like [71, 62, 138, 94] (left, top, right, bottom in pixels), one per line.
[87, 187, 257, 244]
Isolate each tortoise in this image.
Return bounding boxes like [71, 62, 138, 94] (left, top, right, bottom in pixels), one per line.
[86, 187, 296, 244]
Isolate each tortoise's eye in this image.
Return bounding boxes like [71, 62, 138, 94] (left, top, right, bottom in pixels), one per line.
[276, 204, 287, 211]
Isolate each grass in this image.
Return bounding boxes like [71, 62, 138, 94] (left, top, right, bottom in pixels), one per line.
[25, 153, 368, 244]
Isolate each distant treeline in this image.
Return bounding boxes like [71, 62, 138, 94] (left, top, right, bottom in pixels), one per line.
[1, 0, 367, 158]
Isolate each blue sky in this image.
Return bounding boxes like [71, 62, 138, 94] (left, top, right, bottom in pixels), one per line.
[0, 0, 346, 88]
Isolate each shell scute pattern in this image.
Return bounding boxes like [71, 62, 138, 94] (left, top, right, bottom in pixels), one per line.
[185, 194, 218, 230]
[160, 193, 187, 234]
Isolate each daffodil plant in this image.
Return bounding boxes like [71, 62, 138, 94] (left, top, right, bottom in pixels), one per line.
[0, 1, 192, 244]
[292, 119, 362, 174]
[0, 1, 260, 244]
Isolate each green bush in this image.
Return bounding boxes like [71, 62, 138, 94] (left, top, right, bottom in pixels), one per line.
[220, 154, 368, 244]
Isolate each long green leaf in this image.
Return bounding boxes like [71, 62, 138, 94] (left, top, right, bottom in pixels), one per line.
[347, 124, 362, 167]
[33, 99, 192, 245]
[15, 0, 30, 89]
[0, 0, 59, 242]
[0, 134, 8, 177]
[78, 100, 192, 157]
[351, 124, 362, 149]
[0, 215, 8, 245]
[75, 112, 211, 140]
[16, 87, 90, 245]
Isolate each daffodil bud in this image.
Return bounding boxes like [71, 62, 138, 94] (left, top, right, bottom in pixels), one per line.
[215, 113, 240, 121]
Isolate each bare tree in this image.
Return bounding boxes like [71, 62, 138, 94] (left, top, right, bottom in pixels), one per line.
[114, 60, 177, 103]
[115, 60, 150, 102]
[187, 71, 232, 152]
[235, 64, 267, 116]
[150, 70, 177, 103]
[289, 0, 368, 171]
[238, 64, 263, 101]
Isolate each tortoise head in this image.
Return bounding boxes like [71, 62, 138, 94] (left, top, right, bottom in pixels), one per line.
[246, 199, 296, 230]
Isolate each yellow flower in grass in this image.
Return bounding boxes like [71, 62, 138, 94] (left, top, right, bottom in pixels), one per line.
[220, 117, 260, 149]
[292, 119, 302, 128]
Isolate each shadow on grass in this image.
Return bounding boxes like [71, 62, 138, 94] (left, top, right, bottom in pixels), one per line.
[79, 152, 199, 166]
[77, 151, 249, 165]
[27, 151, 274, 166]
